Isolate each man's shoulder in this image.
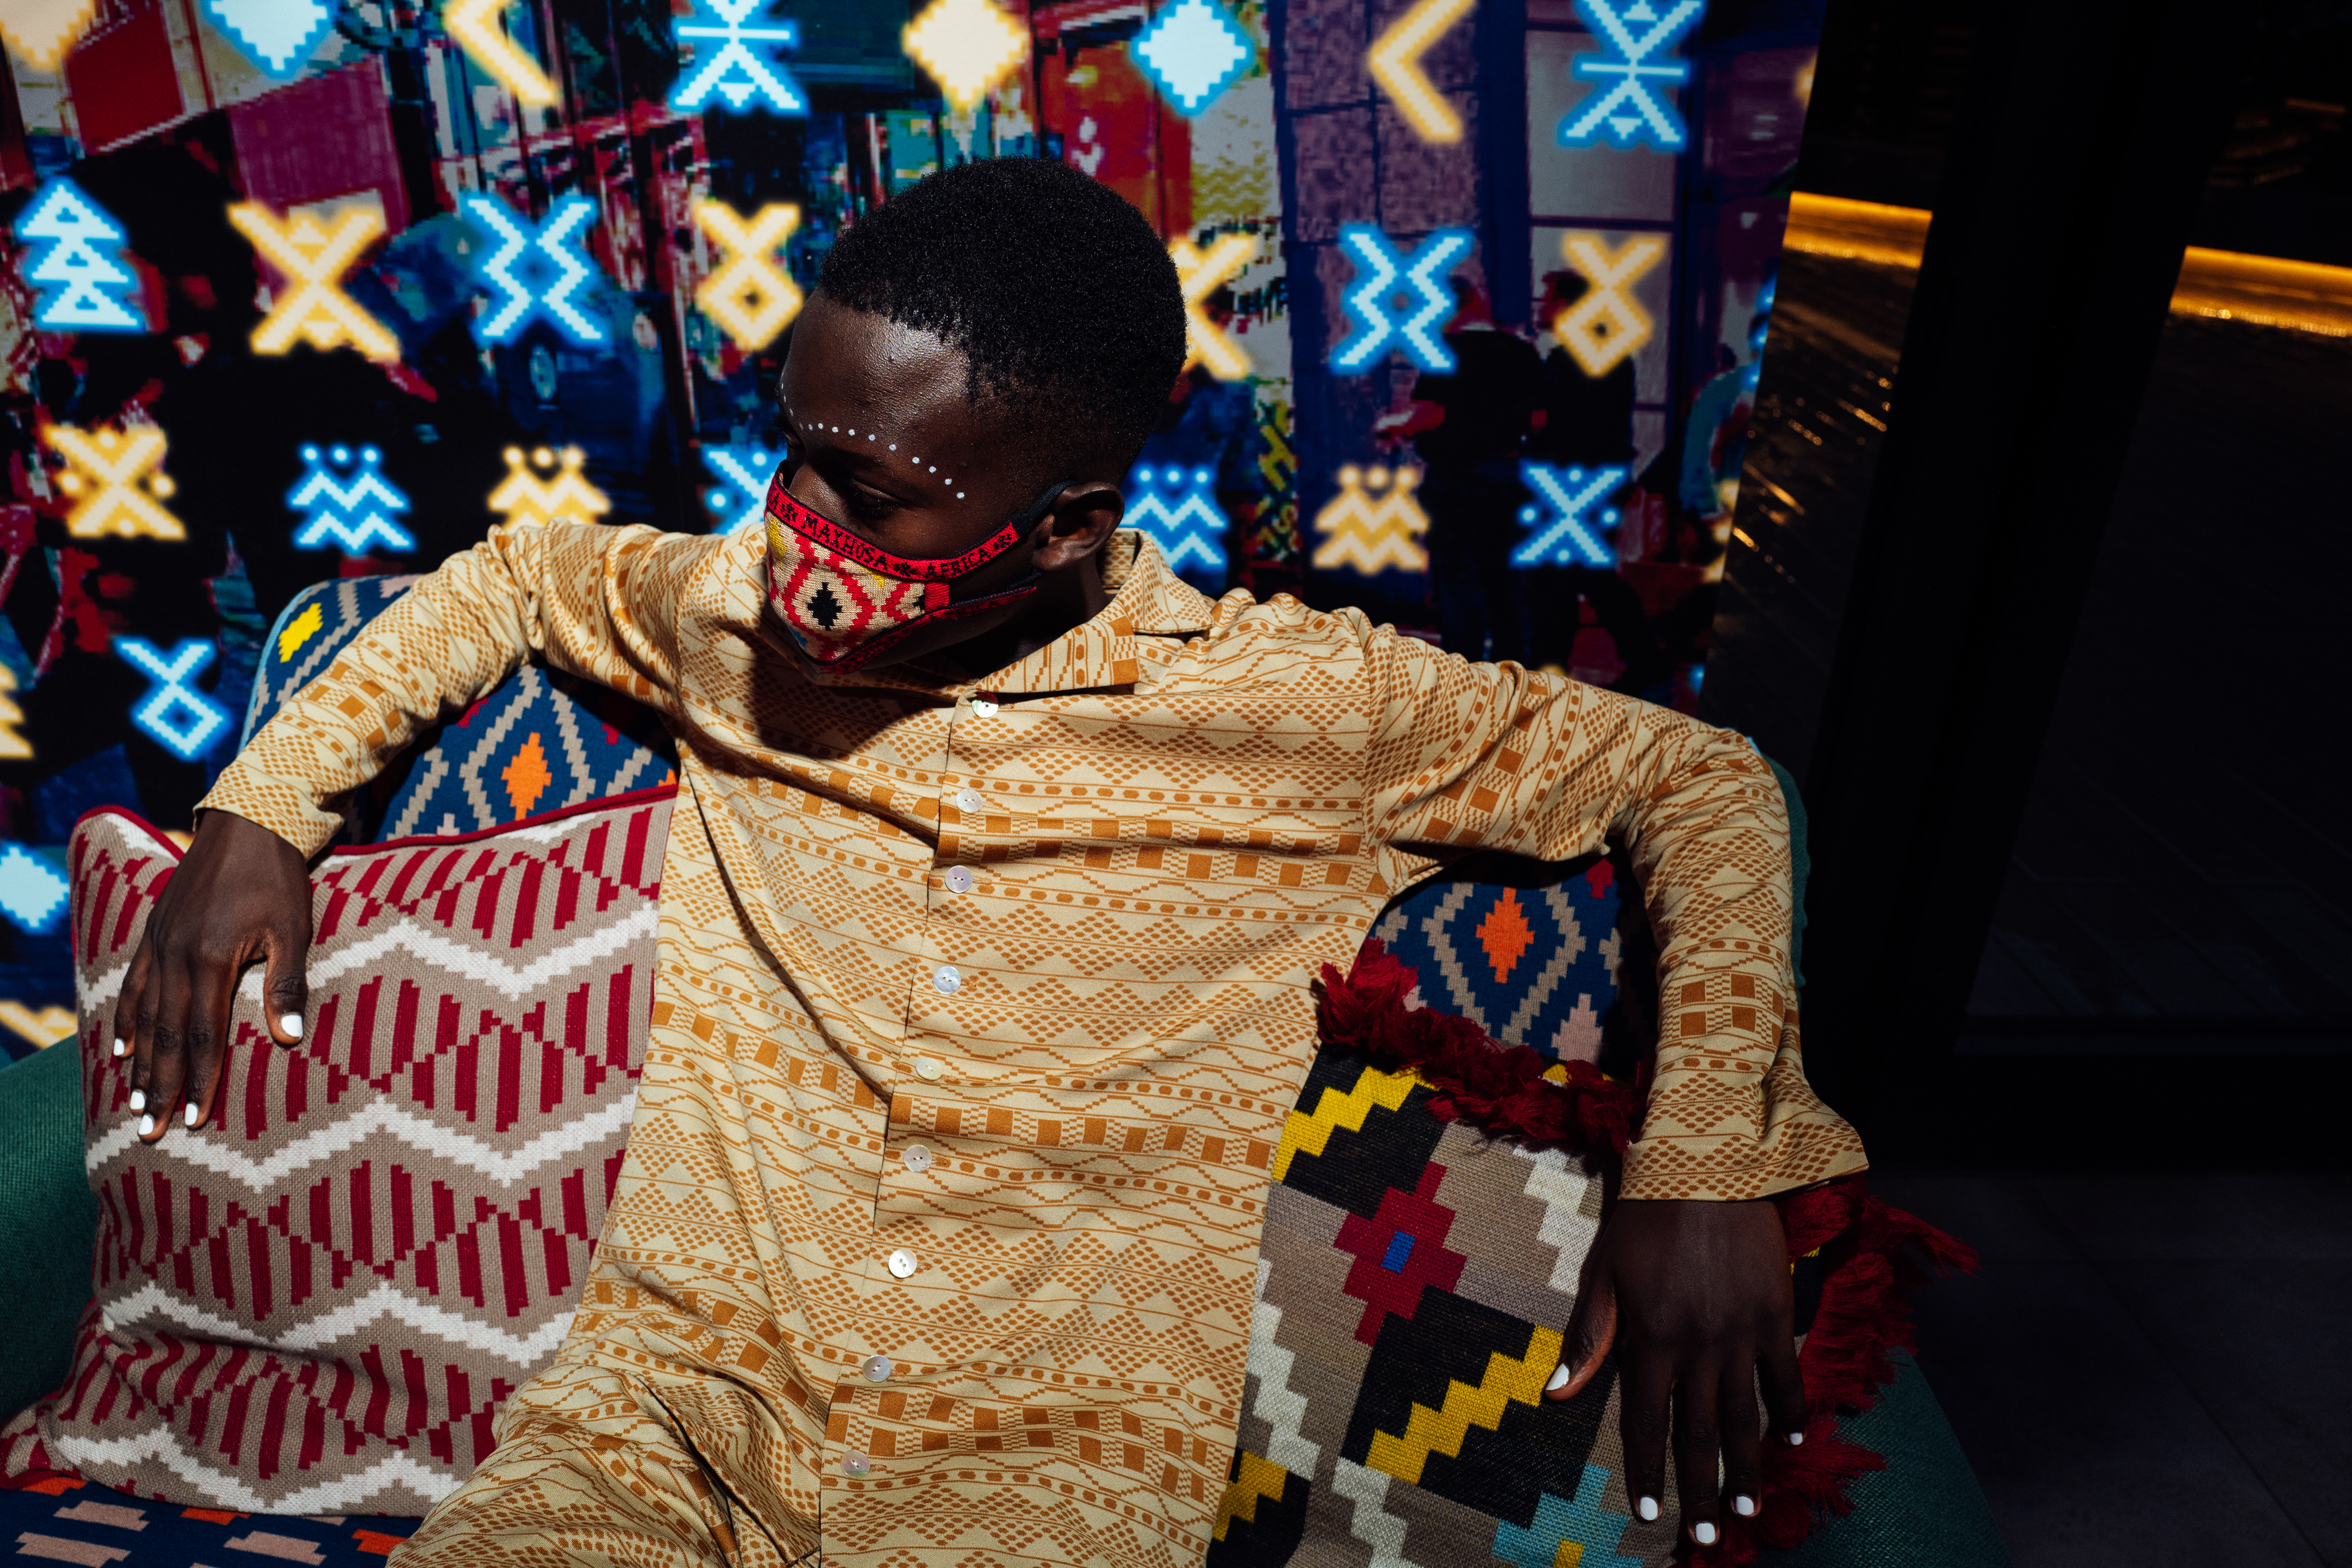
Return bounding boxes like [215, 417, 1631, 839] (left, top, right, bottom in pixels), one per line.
[1163, 590, 1415, 687]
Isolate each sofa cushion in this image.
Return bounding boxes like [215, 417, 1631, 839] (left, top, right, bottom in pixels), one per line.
[0, 788, 672, 1514]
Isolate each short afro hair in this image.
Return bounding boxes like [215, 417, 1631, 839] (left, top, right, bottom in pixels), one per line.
[816, 157, 1186, 470]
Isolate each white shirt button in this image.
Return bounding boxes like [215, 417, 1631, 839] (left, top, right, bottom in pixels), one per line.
[887, 1249, 918, 1278]
[902, 1144, 933, 1173]
[862, 1354, 894, 1382]
[912, 1056, 944, 1082]
[944, 867, 975, 894]
[841, 1451, 870, 1477]
[970, 698, 1000, 717]
[953, 788, 985, 813]
[932, 965, 961, 995]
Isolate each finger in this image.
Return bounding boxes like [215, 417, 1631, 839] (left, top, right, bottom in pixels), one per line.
[1674, 1361, 1724, 1547]
[1759, 1318, 1808, 1446]
[129, 935, 164, 1122]
[113, 935, 153, 1065]
[263, 910, 310, 1048]
[1548, 1266, 1619, 1401]
[1720, 1358, 1764, 1524]
[178, 944, 241, 1133]
[143, 958, 197, 1141]
[1618, 1341, 1672, 1529]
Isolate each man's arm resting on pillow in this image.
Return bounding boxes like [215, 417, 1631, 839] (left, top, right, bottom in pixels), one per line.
[1362, 631, 1867, 1546]
[112, 521, 699, 1147]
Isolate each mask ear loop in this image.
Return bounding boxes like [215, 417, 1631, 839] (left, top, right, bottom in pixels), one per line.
[947, 479, 1074, 606]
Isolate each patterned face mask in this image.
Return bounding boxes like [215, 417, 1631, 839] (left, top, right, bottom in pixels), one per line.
[763, 467, 1066, 675]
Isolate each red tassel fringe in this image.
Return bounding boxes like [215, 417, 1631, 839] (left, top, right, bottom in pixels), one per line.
[1310, 941, 1977, 1566]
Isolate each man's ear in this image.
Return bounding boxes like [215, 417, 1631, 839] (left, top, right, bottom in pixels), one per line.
[1032, 482, 1126, 574]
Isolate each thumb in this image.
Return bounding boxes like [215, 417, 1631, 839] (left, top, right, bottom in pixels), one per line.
[1547, 1266, 1619, 1402]
[262, 914, 311, 1048]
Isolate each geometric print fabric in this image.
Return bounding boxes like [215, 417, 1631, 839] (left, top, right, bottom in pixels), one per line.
[0, 792, 665, 1514]
[0, 1476, 420, 1568]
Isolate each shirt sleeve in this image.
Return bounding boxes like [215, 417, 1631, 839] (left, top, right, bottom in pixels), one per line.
[199, 522, 701, 857]
[1361, 631, 1867, 1201]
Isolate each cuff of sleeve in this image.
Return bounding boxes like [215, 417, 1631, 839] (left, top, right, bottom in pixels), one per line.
[197, 762, 346, 859]
[1619, 1127, 1870, 1202]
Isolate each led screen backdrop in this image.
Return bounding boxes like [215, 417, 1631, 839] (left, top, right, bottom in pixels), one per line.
[0, 0, 1821, 1052]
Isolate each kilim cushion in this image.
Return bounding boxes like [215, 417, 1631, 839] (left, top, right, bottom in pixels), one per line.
[0, 787, 674, 1515]
[0, 1474, 420, 1567]
[247, 578, 677, 844]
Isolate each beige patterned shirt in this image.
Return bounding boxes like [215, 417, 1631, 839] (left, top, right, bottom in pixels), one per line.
[202, 523, 1865, 1568]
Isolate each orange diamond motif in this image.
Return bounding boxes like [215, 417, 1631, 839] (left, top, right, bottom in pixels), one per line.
[1475, 887, 1535, 982]
[501, 731, 554, 820]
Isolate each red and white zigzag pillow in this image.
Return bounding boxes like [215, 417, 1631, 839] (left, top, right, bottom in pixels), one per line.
[0, 787, 673, 1515]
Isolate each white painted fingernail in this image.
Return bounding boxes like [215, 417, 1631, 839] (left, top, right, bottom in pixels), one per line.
[1785, 1431, 1804, 1447]
[1637, 1497, 1659, 1521]
[1734, 1495, 1757, 1516]
[1694, 1521, 1717, 1546]
[280, 1013, 303, 1040]
[113, 1038, 128, 1058]
[138, 1114, 155, 1136]
[1544, 1364, 1571, 1393]
[184, 1102, 201, 1128]
[129, 1089, 145, 1112]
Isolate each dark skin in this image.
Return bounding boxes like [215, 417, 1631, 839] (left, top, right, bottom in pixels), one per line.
[116, 293, 1800, 1547]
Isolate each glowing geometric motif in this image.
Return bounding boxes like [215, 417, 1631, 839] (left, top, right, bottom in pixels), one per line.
[1551, 232, 1662, 377]
[43, 425, 184, 541]
[228, 202, 401, 362]
[444, 0, 561, 106]
[0, 1000, 76, 1050]
[15, 178, 144, 333]
[288, 443, 415, 552]
[1513, 462, 1627, 568]
[1171, 233, 1258, 381]
[489, 445, 612, 529]
[1311, 463, 1429, 575]
[1368, 0, 1475, 143]
[705, 444, 782, 534]
[0, 664, 29, 762]
[0, 844, 69, 935]
[694, 202, 802, 351]
[901, 0, 1026, 114]
[199, 0, 333, 79]
[1557, 0, 1706, 151]
[115, 637, 231, 761]
[671, 0, 807, 114]
[1133, 0, 1254, 117]
[461, 193, 606, 347]
[1124, 464, 1228, 572]
[1331, 225, 1471, 373]
[0, 0, 99, 70]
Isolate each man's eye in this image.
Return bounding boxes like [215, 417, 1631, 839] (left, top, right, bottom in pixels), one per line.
[844, 485, 897, 522]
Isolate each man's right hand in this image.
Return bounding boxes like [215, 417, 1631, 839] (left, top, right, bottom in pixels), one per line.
[112, 809, 313, 1140]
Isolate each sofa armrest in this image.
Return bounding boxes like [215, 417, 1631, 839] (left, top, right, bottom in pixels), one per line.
[0, 1044, 96, 1424]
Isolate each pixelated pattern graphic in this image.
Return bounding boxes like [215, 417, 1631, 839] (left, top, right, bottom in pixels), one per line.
[1125, 464, 1229, 572]
[704, 444, 783, 534]
[1310, 463, 1429, 575]
[444, 0, 561, 105]
[1558, 0, 1707, 150]
[115, 639, 230, 760]
[1133, 0, 1255, 116]
[1332, 225, 1473, 372]
[288, 444, 416, 553]
[0, 0, 99, 69]
[14, 178, 143, 332]
[487, 445, 612, 528]
[0, 843, 70, 933]
[1368, 0, 1475, 143]
[198, 0, 333, 79]
[0, 1483, 421, 1567]
[461, 194, 607, 346]
[1173, 232, 1260, 380]
[0, 1000, 75, 1050]
[693, 201, 802, 351]
[1552, 233, 1664, 378]
[670, 0, 808, 113]
[1515, 462, 1628, 568]
[228, 203, 401, 362]
[43, 426, 182, 540]
[901, 0, 1027, 113]
[0, 664, 29, 761]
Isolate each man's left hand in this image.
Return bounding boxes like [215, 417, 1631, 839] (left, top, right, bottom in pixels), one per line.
[1543, 1197, 1808, 1547]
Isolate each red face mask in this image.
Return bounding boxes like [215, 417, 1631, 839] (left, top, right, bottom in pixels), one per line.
[763, 466, 1066, 674]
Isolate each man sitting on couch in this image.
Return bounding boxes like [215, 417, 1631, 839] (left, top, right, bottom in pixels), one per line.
[112, 157, 1864, 1568]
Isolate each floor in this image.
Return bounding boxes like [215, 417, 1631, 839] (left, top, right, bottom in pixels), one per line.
[1872, 1170, 2352, 1567]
